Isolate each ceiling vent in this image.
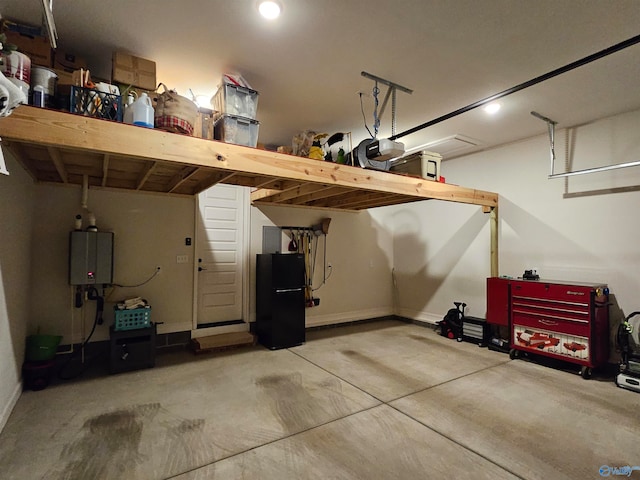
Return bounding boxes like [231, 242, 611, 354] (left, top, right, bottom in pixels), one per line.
[409, 134, 482, 158]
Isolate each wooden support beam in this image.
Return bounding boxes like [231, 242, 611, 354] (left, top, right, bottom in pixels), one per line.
[307, 190, 396, 209]
[136, 161, 158, 190]
[167, 166, 200, 193]
[251, 188, 284, 202]
[287, 186, 353, 205]
[47, 147, 68, 183]
[211, 173, 282, 189]
[489, 206, 499, 277]
[192, 171, 238, 194]
[250, 181, 313, 203]
[352, 194, 421, 210]
[101, 154, 110, 187]
[254, 178, 284, 189]
[252, 199, 359, 213]
[259, 183, 338, 204]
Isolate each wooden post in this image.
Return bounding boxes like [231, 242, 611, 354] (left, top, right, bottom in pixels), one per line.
[483, 205, 499, 276]
[489, 206, 499, 277]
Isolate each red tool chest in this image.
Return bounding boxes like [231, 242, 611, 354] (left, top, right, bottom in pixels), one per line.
[487, 277, 609, 378]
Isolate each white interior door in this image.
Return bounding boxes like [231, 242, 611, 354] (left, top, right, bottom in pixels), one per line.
[195, 184, 248, 329]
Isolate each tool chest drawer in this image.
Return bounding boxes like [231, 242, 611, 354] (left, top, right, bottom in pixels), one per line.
[511, 311, 590, 337]
[511, 294, 590, 318]
[511, 281, 594, 304]
[512, 324, 590, 362]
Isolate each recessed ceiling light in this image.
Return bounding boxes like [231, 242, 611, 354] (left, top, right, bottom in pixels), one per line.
[484, 102, 501, 114]
[258, 1, 281, 20]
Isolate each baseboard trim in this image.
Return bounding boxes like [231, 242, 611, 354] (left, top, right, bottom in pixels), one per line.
[307, 315, 398, 332]
[305, 307, 394, 328]
[395, 316, 439, 331]
[395, 308, 443, 326]
[0, 380, 22, 434]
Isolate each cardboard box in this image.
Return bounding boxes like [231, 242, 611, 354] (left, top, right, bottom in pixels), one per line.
[112, 51, 156, 91]
[2, 20, 53, 67]
[193, 109, 215, 139]
[54, 68, 74, 86]
[54, 51, 87, 73]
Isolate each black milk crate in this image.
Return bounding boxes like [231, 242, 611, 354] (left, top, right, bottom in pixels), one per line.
[462, 316, 489, 346]
[70, 86, 123, 122]
[114, 306, 151, 331]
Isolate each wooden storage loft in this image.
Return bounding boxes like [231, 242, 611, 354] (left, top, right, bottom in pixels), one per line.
[0, 107, 497, 208]
[0, 106, 500, 271]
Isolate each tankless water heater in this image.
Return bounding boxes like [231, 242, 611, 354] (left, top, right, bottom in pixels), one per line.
[69, 231, 114, 285]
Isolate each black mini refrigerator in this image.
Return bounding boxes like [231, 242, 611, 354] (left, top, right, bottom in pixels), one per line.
[256, 253, 306, 349]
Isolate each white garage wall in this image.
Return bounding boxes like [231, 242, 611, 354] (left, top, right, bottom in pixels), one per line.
[29, 185, 196, 344]
[26, 182, 396, 345]
[0, 153, 35, 431]
[250, 205, 394, 327]
[391, 109, 640, 325]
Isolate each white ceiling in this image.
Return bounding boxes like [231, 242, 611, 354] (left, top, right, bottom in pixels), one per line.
[3, 0, 640, 158]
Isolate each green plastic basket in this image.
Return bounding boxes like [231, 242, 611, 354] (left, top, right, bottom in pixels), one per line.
[25, 334, 62, 362]
[114, 307, 152, 331]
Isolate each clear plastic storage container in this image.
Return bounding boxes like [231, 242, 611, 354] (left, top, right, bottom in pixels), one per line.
[211, 83, 259, 119]
[214, 114, 260, 147]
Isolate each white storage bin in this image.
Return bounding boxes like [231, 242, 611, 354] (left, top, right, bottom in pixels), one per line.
[214, 114, 260, 147]
[211, 83, 259, 119]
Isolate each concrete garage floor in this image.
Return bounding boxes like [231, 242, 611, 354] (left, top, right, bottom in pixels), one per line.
[0, 320, 638, 479]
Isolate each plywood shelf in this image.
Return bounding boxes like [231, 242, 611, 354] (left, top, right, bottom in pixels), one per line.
[0, 106, 498, 211]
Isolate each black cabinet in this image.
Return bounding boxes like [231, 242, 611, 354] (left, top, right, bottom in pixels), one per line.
[109, 325, 156, 374]
[256, 254, 306, 349]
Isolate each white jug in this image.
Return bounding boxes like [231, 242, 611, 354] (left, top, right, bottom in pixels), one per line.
[131, 92, 154, 128]
[123, 93, 135, 125]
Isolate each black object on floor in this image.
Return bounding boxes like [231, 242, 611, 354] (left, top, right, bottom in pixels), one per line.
[437, 301, 465, 341]
[23, 360, 56, 391]
[461, 316, 489, 347]
[109, 324, 156, 374]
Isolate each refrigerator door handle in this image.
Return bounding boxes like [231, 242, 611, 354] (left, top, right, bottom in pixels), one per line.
[275, 288, 303, 293]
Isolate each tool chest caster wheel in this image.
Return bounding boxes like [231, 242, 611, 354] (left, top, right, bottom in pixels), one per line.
[580, 366, 592, 379]
[509, 348, 520, 360]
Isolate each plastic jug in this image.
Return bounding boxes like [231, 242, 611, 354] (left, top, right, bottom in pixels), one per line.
[130, 92, 154, 128]
[123, 93, 135, 125]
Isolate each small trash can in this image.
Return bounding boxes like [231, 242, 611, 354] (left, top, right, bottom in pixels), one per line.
[22, 360, 56, 391]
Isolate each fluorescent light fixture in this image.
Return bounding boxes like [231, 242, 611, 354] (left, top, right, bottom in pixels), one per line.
[41, 0, 58, 48]
[484, 102, 501, 114]
[258, 1, 281, 19]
